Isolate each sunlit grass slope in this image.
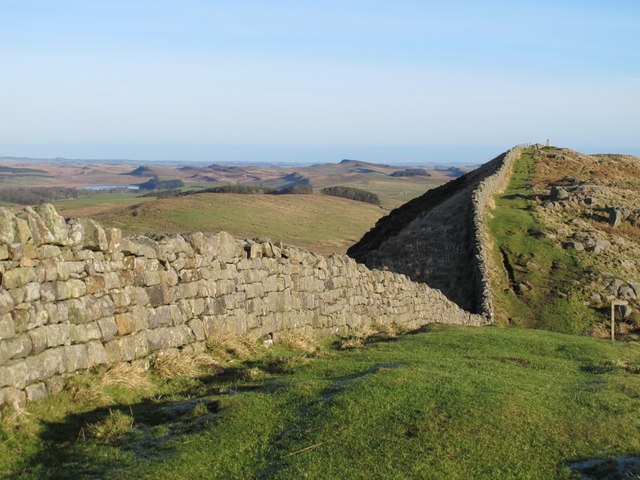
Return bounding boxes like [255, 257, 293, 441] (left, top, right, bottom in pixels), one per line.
[92, 193, 386, 255]
[2, 326, 639, 479]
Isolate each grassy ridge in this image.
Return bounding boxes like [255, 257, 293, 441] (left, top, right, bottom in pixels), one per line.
[487, 149, 600, 333]
[2, 326, 640, 479]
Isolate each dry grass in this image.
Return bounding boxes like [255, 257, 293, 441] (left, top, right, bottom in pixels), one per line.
[66, 363, 153, 405]
[151, 351, 218, 380]
[206, 333, 262, 360]
[275, 330, 320, 354]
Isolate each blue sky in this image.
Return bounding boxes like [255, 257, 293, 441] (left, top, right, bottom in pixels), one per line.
[1, 0, 638, 164]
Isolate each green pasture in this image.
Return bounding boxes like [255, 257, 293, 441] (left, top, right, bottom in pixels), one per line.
[2, 325, 639, 479]
[93, 193, 386, 255]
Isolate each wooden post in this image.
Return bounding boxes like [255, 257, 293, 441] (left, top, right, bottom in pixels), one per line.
[610, 300, 629, 342]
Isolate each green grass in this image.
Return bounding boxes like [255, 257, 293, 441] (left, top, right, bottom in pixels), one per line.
[92, 193, 386, 255]
[53, 192, 152, 213]
[487, 149, 600, 333]
[2, 326, 640, 479]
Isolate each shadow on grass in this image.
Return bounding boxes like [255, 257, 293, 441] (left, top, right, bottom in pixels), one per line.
[253, 363, 401, 479]
[568, 455, 640, 479]
[15, 389, 225, 479]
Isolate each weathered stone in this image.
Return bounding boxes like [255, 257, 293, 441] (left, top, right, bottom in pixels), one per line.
[110, 289, 131, 309]
[79, 295, 115, 322]
[0, 290, 15, 316]
[105, 227, 123, 253]
[563, 241, 584, 251]
[187, 231, 243, 262]
[25, 382, 48, 402]
[85, 275, 106, 295]
[33, 204, 69, 245]
[18, 207, 55, 245]
[0, 313, 15, 340]
[146, 284, 175, 307]
[121, 236, 158, 258]
[0, 208, 17, 244]
[75, 218, 108, 251]
[63, 344, 90, 372]
[618, 285, 637, 300]
[86, 340, 108, 367]
[97, 317, 118, 342]
[44, 375, 65, 395]
[0, 387, 26, 410]
[2, 267, 36, 289]
[607, 207, 624, 228]
[115, 312, 137, 335]
[70, 323, 102, 343]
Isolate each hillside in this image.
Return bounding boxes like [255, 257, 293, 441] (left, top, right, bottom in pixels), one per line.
[487, 147, 640, 337]
[348, 145, 640, 337]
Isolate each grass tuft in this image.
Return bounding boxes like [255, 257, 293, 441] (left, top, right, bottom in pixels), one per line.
[275, 330, 320, 354]
[65, 363, 153, 405]
[86, 408, 135, 442]
[150, 351, 218, 380]
[206, 333, 262, 360]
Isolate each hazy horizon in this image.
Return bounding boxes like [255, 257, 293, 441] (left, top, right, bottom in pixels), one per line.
[2, 143, 639, 168]
[2, 1, 638, 163]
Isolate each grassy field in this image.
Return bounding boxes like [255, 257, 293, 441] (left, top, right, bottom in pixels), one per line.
[2, 325, 639, 479]
[84, 193, 387, 256]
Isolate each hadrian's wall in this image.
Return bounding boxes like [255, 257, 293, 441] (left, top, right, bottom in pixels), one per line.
[348, 146, 524, 316]
[0, 204, 488, 409]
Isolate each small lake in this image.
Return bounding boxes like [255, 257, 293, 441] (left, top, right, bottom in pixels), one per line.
[79, 185, 140, 191]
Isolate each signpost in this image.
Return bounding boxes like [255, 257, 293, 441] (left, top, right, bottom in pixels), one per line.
[610, 299, 629, 342]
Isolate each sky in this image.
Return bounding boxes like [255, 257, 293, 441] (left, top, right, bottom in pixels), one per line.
[1, 0, 639, 165]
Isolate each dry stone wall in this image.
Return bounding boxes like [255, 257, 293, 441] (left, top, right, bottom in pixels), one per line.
[348, 146, 523, 316]
[0, 203, 487, 409]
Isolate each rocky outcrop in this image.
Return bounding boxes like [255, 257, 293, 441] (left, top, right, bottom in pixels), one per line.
[0, 205, 488, 409]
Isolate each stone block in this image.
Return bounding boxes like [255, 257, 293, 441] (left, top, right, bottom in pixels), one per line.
[63, 344, 90, 372]
[85, 275, 106, 295]
[0, 290, 15, 316]
[86, 340, 108, 368]
[97, 317, 118, 342]
[45, 375, 66, 395]
[70, 323, 102, 343]
[110, 289, 131, 309]
[0, 313, 15, 340]
[103, 271, 123, 290]
[148, 305, 174, 328]
[75, 218, 108, 251]
[0, 207, 17, 244]
[0, 387, 26, 410]
[187, 318, 206, 341]
[2, 267, 36, 289]
[115, 312, 137, 335]
[33, 203, 69, 246]
[0, 360, 27, 388]
[17, 207, 55, 246]
[146, 284, 174, 307]
[25, 382, 48, 402]
[63, 298, 88, 324]
[115, 333, 149, 362]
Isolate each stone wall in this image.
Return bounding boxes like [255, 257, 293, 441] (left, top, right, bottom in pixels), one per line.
[0, 203, 488, 409]
[348, 146, 523, 316]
